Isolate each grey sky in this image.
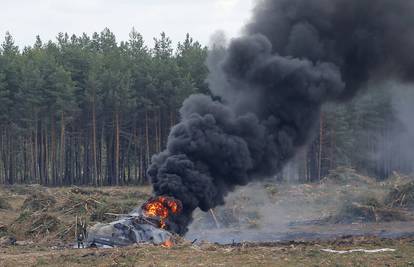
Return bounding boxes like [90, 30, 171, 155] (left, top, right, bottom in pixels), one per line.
[0, 0, 255, 48]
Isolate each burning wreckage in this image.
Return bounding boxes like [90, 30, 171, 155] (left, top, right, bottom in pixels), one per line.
[86, 197, 181, 248]
[86, 0, 414, 249]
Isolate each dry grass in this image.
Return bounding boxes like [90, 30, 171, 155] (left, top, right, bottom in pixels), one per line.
[0, 237, 413, 267]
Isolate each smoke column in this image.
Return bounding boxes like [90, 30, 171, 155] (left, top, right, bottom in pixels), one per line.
[148, 0, 414, 235]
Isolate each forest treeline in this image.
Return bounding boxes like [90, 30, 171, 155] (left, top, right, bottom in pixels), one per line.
[0, 29, 208, 185]
[288, 86, 413, 182]
[0, 29, 411, 185]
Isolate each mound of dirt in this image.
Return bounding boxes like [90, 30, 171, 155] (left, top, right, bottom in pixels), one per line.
[386, 182, 414, 208]
[22, 192, 56, 212]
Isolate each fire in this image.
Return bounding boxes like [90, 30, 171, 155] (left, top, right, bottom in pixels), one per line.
[162, 239, 174, 248]
[142, 196, 182, 230]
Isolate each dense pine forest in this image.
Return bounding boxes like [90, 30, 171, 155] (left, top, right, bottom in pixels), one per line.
[0, 29, 209, 186]
[0, 29, 412, 186]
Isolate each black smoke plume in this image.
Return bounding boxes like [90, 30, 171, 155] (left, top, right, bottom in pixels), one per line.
[148, 0, 414, 235]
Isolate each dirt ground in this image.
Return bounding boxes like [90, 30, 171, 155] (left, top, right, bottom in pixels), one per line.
[1, 237, 413, 266]
[1, 171, 414, 266]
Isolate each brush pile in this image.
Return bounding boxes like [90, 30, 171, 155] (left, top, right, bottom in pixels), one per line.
[22, 192, 56, 212]
[386, 182, 414, 208]
[332, 197, 411, 224]
[10, 210, 61, 239]
[59, 188, 139, 223]
[0, 186, 154, 245]
[28, 213, 61, 236]
[323, 167, 375, 185]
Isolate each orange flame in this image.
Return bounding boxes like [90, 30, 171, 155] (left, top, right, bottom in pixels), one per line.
[162, 239, 174, 248]
[142, 196, 182, 229]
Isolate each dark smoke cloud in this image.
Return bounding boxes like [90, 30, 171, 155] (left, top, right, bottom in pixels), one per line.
[148, 0, 414, 235]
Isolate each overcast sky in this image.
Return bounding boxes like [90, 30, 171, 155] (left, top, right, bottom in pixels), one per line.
[0, 0, 255, 48]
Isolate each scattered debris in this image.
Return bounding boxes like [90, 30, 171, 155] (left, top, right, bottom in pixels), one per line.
[386, 182, 414, 208]
[86, 216, 173, 247]
[90, 199, 138, 222]
[332, 198, 410, 223]
[10, 211, 61, 239]
[0, 182, 413, 249]
[28, 213, 61, 236]
[22, 192, 56, 212]
[0, 235, 16, 246]
[58, 190, 138, 223]
[60, 194, 102, 216]
[85, 196, 184, 248]
[0, 186, 153, 244]
[15, 240, 34, 246]
[321, 248, 396, 254]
